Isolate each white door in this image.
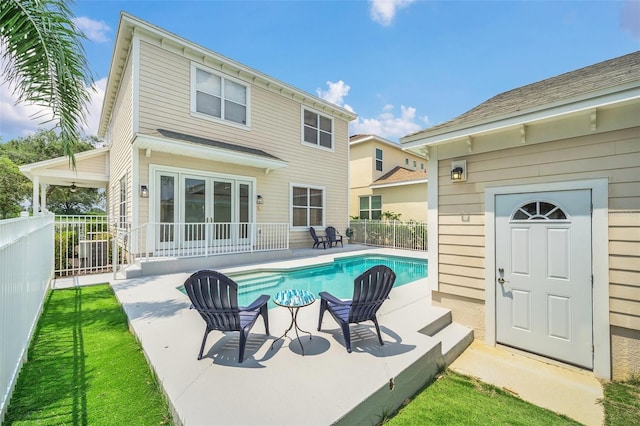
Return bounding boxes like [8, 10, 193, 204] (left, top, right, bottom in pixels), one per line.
[495, 190, 593, 369]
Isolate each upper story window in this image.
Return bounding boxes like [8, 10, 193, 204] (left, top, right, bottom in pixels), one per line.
[413, 160, 417, 167]
[303, 108, 333, 149]
[375, 148, 383, 171]
[191, 65, 249, 127]
[421, 162, 425, 170]
[291, 184, 325, 228]
[405, 158, 409, 166]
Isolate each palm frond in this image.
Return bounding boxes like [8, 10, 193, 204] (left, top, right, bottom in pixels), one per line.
[0, 0, 94, 167]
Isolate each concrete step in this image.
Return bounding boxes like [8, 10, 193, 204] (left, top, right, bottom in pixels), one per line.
[432, 322, 474, 366]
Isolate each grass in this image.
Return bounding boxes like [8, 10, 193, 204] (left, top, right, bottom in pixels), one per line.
[384, 370, 581, 425]
[602, 375, 640, 425]
[3, 284, 173, 425]
[5, 284, 639, 426]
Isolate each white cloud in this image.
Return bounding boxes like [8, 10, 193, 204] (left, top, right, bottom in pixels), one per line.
[317, 80, 354, 112]
[72, 16, 111, 43]
[351, 104, 429, 141]
[370, 0, 416, 26]
[0, 77, 106, 141]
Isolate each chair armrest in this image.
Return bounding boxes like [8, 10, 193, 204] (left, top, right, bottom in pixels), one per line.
[241, 294, 270, 311]
[319, 291, 350, 306]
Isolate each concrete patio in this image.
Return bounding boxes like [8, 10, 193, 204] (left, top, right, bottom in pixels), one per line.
[56, 247, 472, 425]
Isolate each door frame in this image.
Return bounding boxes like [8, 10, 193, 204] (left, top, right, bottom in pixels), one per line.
[485, 178, 610, 379]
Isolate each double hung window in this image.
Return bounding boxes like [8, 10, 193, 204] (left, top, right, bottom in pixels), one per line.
[118, 176, 127, 229]
[359, 195, 382, 220]
[192, 65, 249, 126]
[291, 185, 324, 227]
[303, 109, 333, 149]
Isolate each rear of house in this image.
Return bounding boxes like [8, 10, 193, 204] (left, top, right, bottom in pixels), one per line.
[401, 51, 640, 380]
[97, 13, 356, 258]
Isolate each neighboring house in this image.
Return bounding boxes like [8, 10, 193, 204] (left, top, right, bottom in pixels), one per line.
[401, 51, 640, 380]
[349, 134, 428, 221]
[20, 13, 356, 266]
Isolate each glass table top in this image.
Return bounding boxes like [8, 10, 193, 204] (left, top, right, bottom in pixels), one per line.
[273, 289, 315, 308]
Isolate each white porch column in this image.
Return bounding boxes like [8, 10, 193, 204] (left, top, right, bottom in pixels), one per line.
[32, 175, 40, 214]
[40, 183, 48, 213]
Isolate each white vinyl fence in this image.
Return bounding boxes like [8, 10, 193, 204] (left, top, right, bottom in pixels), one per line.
[1, 215, 54, 420]
[348, 219, 427, 251]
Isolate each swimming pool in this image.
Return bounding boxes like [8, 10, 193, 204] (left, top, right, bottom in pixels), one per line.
[181, 254, 427, 308]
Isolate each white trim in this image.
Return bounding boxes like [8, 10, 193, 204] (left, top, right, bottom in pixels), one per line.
[402, 85, 640, 147]
[349, 134, 403, 149]
[132, 35, 140, 136]
[427, 146, 439, 291]
[484, 178, 610, 379]
[370, 179, 428, 189]
[133, 133, 287, 172]
[131, 146, 139, 231]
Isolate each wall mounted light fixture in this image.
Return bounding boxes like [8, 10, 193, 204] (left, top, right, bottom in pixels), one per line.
[256, 195, 264, 205]
[140, 184, 149, 198]
[451, 160, 467, 182]
[70, 183, 77, 193]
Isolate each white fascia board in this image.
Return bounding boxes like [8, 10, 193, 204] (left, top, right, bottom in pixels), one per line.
[133, 134, 288, 171]
[19, 147, 110, 174]
[350, 134, 400, 148]
[402, 84, 640, 148]
[370, 179, 428, 189]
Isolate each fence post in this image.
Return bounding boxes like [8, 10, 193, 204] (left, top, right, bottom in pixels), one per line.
[393, 220, 397, 249]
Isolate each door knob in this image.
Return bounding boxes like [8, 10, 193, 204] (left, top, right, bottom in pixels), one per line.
[498, 277, 505, 284]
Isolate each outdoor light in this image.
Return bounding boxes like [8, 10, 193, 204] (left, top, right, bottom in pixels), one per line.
[450, 160, 467, 182]
[256, 195, 264, 205]
[451, 167, 464, 181]
[70, 183, 77, 193]
[140, 184, 149, 198]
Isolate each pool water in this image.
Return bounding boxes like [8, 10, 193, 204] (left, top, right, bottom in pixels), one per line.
[180, 255, 427, 308]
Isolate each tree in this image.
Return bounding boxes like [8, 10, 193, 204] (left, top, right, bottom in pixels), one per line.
[0, 130, 105, 215]
[0, 155, 29, 218]
[0, 0, 94, 166]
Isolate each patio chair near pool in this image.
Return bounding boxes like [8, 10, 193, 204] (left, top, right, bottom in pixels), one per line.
[317, 265, 396, 352]
[325, 226, 343, 248]
[183, 270, 270, 363]
[309, 226, 327, 249]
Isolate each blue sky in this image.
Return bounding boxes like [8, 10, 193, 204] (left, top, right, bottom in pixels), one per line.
[1, 0, 639, 143]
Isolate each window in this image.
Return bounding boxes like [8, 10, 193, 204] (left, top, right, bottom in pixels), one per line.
[118, 176, 127, 229]
[405, 158, 409, 165]
[375, 148, 383, 171]
[303, 109, 333, 149]
[413, 160, 417, 167]
[421, 162, 424, 170]
[192, 65, 249, 126]
[291, 185, 324, 227]
[512, 201, 568, 221]
[359, 195, 382, 219]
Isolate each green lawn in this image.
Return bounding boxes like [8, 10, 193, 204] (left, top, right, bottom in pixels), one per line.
[5, 284, 638, 426]
[385, 370, 581, 425]
[3, 284, 173, 425]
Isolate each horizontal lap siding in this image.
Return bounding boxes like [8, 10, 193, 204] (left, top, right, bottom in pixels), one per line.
[136, 40, 350, 248]
[438, 127, 640, 331]
[109, 52, 134, 223]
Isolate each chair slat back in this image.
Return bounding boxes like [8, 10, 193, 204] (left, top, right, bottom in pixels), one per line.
[326, 226, 338, 243]
[310, 227, 320, 243]
[184, 270, 242, 331]
[349, 265, 396, 323]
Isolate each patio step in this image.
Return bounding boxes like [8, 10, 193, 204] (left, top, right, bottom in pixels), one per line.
[431, 322, 475, 366]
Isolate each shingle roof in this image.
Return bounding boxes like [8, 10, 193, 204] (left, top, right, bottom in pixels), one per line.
[372, 166, 427, 186]
[156, 129, 284, 162]
[405, 51, 640, 139]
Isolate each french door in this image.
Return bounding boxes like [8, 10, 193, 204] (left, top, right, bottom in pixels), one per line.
[155, 170, 253, 250]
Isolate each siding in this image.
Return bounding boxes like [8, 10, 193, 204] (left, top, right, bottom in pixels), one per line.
[108, 49, 134, 224]
[373, 184, 428, 222]
[437, 126, 640, 330]
[134, 39, 351, 248]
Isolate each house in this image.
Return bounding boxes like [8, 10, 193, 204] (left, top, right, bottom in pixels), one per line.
[20, 12, 357, 269]
[349, 134, 428, 221]
[401, 51, 640, 380]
